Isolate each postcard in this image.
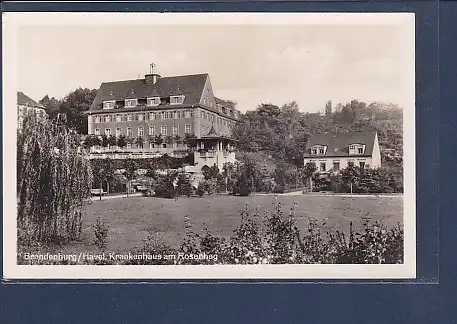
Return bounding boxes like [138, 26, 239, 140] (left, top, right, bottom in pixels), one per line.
[2, 12, 415, 279]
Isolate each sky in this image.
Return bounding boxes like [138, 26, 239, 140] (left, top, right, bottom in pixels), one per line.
[17, 20, 414, 113]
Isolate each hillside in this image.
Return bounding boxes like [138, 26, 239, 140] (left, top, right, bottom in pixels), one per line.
[231, 100, 403, 168]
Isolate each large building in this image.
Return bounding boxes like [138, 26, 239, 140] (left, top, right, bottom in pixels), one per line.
[87, 66, 240, 160]
[303, 131, 382, 172]
[17, 91, 47, 129]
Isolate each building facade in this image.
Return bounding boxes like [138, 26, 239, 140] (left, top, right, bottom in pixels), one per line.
[17, 91, 47, 129]
[86, 68, 239, 159]
[303, 131, 382, 172]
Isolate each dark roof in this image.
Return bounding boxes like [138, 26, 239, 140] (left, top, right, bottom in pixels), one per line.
[17, 91, 45, 109]
[215, 97, 235, 109]
[303, 131, 377, 158]
[89, 73, 209, 111]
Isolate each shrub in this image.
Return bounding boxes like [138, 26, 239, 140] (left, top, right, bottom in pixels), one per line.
[93, 217, 109, 250]
[154, 173, 177, 199]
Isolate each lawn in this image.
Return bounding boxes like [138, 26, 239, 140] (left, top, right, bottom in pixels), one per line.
[58, 194, 403, 254]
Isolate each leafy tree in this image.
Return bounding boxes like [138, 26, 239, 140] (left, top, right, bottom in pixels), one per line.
[303, 162, 317, 192]
[101, 135, 109, 148]
[154, 134, 164, 147]
[325, 100, 332, 116]
[183, 133, 197, 149]
[135, 136, 144, 148]
[107, 135, 117, 148]
[123, 158, 137, 197]
[117, 135, 127, 148]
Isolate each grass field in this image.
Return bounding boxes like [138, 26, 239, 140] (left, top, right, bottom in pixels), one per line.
[57, 194, 403, 255]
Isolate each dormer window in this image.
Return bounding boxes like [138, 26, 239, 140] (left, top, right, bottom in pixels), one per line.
[170, 95, 184, 105]
[310, 145, 327, 156]
[349, 144, 365, 155]
[125, 99, 137, 107]
[103, 100, 115, 109]
[147, 97, 160, 106]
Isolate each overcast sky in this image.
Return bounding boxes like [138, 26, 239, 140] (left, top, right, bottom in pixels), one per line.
[17, 22, 413, 113]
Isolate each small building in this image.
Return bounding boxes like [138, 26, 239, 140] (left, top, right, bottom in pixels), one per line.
[303, 131, 382, 172]
[192, 124, 237, 172]
[17, 91, 47, 129]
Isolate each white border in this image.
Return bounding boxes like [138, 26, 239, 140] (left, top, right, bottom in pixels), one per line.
[2, 12, 416, 280]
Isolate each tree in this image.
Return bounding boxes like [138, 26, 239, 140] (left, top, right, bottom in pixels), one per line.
[123, 158, 137, 197]
[101, 157, 116, 194]
[117, 135, 127, 149]
[101, 135, 109, 148]
[17, 112, 92, 244]
[325, 100, 332, 116]
[107, 135, 117, 148]
[39, 95, 62, 118]
[165, 135, 174, 147]
[154, 134, 164, 147]
[303, 162, 317, 192]
[135, 136, 144, 149]
[183, 133, 197, 149]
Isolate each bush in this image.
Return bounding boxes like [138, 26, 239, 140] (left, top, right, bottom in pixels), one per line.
[154, 173, 177, 199]
[93, 217, 109, 250]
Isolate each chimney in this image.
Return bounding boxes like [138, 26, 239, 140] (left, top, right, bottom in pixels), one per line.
[145, 63, 161, 85]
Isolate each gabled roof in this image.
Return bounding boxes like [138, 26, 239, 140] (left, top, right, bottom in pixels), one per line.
[17, 91, 45, 109]
[303, 131, 377, 158]
[89, 73, 208, 111]
[203, 123, 219, 138]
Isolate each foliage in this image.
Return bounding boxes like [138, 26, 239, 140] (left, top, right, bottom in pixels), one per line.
[232, 100, 403, 168]
[40, 88, 97, 134]
[17, 113, 92, 245]
[198, 179, 217, 195]
[93, 217, 109, 250]
[154, 172, 177, 199]
[176, 173, 193, 197]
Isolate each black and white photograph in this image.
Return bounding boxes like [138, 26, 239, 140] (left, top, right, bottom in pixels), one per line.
[3, 13, 415, 279]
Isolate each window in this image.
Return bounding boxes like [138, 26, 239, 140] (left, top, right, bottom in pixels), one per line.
[126, 127, 132, 137]
[359, 161, 365, 169]
[172, 125, 179, 135]
[173, 111, 178, 119]
[149, 126, 155, 135]
[170, 95, 184, 105]
[95, 116, 100, 123]
[122, 114, 127, 122]
[116, 114, 121, 122]
[148, 112, 155, 120]
[104, 115, 109, 123]
[349, 144, 364, 155]
[333, 161, 340, 170]
[185, 124, 191, 134]
[116, 128, 121, 137]
[311, 147, 317, 155]
[147, 97, 160, 106]
[161, 125, 167, 135]
[211, 114, 215, 122]
[319, 147, 325, 154]
[320, 162, 326, 172]
[127, 114, 133, 121]
[103, 101, 115, 109]
[138, 113, 144, 121]
[95, 128, 100, 135]
[348, 161, 354, 167]
[127, 144, 132, 149]
[125, 99, 137, 107]
[189, 110, 193, 118]
[138, 127, 144, 137]
[200, 111, 205, 119]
